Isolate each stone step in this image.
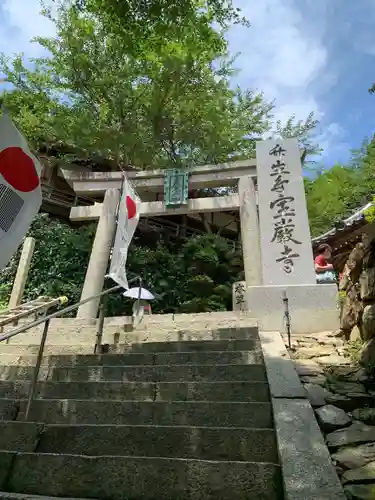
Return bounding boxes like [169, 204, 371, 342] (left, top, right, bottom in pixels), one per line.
[0, 350, 264, 367]
[5, 327, 259, 346]
[0, 451, 283, 500]
[0, 421, 277, 462]
[0, 339, 260, 356]
[3, 313, 256, 330]
[44, 424, 277, 462]
[48, 364, 267, 383]
[0, 364, 267, 382]
[0, 494, 99, 500]
[117, 338, 260, 353]
[15, 399, 273, 427]
[0, 380, 271, 402]
[0, 345, 99, 356]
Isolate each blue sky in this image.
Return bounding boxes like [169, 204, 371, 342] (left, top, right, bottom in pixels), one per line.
[0, 0, 374, 168]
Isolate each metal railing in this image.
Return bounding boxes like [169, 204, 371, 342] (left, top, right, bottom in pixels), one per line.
[0, 297, 67, 333]
[0, 276, 141, 420]
[41, 184, 93, 208]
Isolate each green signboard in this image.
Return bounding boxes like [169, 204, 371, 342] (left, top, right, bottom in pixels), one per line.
[164, 169, 189, 207]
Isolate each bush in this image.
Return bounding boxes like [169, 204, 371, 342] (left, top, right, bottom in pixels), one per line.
[0, 215, 243, 316]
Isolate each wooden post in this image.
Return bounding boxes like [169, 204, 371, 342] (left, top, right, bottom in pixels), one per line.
[8, 237, 36, 309]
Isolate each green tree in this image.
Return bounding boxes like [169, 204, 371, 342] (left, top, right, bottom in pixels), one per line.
[305, 165, 362, 236]
[0, 214, 94, 307]
[178, 234, 243, 312]
[0, 215, 243, 315]
[1, 0, 320, 168]
[306, 135, 375, 237]
[74, 0, 247, 59]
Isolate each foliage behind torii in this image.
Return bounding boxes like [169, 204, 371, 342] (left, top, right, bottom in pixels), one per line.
[0, 214, 244, 314]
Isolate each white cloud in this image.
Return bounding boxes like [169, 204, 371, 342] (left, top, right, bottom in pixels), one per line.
[0, 0, 55, 57]
[318, 122, 350, 163]
[228, 0, 341, 159]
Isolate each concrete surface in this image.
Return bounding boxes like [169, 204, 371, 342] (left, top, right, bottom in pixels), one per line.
[247, 284, 339, 333]
[0, 350, 264, 367]
[0, 380, 271, 402]
[0, 324, 285, 499]
[36, 424, 278, 462]
[42, 364, 267, 383]
[5, 453, 283, 500]
[259, 331, 305, 398]
[273, 398, 346, 500]
[18, 399, 273, 427]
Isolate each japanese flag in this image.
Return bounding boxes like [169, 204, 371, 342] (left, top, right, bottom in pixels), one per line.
[0, 114, 42, 271]
[107, 176, 141, 289]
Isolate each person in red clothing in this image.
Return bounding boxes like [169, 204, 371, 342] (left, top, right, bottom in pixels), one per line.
[314, 244, 336, 283]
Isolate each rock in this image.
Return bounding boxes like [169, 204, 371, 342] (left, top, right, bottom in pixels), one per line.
[319, 330, 339, 338]
[319, 338, 344, 347]
[342, 460, 375, 484]
[327, 366, 368, 384]
[303, 383, 333, 408]
[295, 339, 316, 347]
[361, 338, 375, 368]
[325, 393, 373, 412]
[299, 375, 327, 386]
[361, 269, 375, 303]
[327, 381, 367, 395]
[316, 354, 351, 366]
[354, 368, 370, 383]
[315, 404, 351, 432]
[326, 394, 355, 411]
[315, 332, 344, 345]
[332, 329, 346, 339]
[352, 408, 375, 426]
[293, 346, 333, 359]
[350, 326, 362, 342]
[326, 422, 375, 449]
[332, 442, 375, 469]
[294, 359, 323, 376]
[326, 392, 372, 412]
[344, 484, 375, 499]
[361, 305, 375, 342]
[336, 347, 347, 356]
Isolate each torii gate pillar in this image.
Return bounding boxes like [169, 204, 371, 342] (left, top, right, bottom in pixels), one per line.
[77, 188, 120, 319]
[238, 175, 262, 287]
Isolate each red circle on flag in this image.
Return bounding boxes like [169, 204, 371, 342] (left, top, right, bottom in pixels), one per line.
[126, 195, 137, 219]
[0, 146, 39, 193]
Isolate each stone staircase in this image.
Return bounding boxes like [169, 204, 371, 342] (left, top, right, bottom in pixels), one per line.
[0, 316, 284, 499]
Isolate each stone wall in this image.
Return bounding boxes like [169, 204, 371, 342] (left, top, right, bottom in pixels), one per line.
[360, 232, 375, 368]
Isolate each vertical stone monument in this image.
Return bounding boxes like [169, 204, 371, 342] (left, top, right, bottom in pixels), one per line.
[256, 138, 315, 286]
[244, 138, 339, 333]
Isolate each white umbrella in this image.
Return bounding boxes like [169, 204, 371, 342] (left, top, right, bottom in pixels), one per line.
[123, 287, 155, 300]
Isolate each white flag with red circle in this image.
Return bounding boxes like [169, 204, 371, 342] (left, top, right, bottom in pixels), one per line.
[0, 114, 42, 271]
[107, 175, 141, 289]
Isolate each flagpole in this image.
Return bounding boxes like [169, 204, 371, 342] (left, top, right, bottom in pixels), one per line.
[108, 170, 125, 265]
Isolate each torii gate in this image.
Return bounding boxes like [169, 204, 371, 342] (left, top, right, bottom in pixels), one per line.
[61, 138, 339, 333]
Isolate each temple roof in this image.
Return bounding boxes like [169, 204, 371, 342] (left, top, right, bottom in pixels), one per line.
[312, 202, 373, 247]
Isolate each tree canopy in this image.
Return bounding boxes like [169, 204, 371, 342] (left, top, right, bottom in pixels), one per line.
[306, 136, 375, 237]
[0, 0, 320, 169]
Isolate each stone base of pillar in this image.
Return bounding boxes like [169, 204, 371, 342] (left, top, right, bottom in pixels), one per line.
[245, 284, 339, 334]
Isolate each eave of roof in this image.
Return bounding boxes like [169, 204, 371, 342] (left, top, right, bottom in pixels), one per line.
[311, 202, 373, 245]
